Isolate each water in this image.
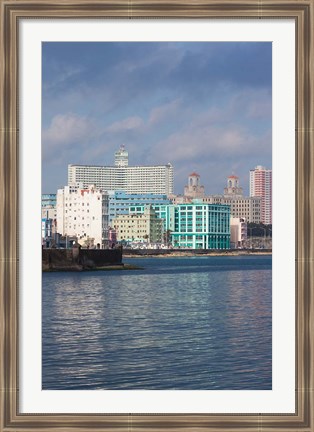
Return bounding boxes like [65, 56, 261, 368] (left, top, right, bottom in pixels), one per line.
[42, 255, 272, 390]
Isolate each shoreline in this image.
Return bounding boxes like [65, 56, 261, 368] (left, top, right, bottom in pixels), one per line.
[123, 249, 272, 258]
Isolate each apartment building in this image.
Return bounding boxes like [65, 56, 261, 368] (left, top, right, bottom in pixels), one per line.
[56, 184, 109, 248]
[250, 165, 272, 225]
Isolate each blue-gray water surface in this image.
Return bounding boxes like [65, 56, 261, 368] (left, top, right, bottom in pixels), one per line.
[42, 255, 272, 390]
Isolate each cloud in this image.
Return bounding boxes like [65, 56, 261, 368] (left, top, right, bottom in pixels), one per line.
[148, 99, 182, 125]
[106, 116, 144, 133]
[43, 113, 96, 145]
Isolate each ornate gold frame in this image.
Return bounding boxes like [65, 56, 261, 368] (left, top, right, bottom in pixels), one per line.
[1, 1, 313, 431]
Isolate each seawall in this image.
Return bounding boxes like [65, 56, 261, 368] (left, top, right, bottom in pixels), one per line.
[123, 248, 272, 257]
[42, 248, 123, 271]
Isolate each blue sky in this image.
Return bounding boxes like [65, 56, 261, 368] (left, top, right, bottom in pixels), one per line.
[42, 42, 272, 195]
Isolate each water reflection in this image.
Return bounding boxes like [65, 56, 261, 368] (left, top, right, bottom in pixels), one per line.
[42, 256, 272, 390]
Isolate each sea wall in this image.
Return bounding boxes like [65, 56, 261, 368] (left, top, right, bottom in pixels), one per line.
[122, 248, 272, 257]
[42, 248, 123, 271]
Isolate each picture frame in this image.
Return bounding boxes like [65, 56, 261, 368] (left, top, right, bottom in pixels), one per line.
[0, 1, 313, 431]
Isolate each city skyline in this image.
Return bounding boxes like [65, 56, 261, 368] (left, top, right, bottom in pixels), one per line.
[42, 42, 272, 195]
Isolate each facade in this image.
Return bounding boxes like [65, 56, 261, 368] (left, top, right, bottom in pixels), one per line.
[42, 193, 57, 207]
[184, 172, 205, 198]
[117, 201, 231, 249]
[202, 175, 261, 223]
[171, 202, 230, 249]
[56, 184, 109, 248]
[249, 165, 272, 225]
[230, 217, 247, 248]
[68, 146, 174, 195]
[112, 205, 163, 243]
[42, 194, 57, 220]
[108, 191, 171, 224]
[42, 217, 57, 247]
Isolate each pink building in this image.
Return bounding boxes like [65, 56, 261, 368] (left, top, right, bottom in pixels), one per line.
[249, 165, 272, 225]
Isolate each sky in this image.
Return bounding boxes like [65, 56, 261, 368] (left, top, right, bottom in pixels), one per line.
[42, 42, 272, 195]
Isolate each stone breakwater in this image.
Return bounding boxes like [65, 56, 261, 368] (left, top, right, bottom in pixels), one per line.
[42, 248, 123, 271]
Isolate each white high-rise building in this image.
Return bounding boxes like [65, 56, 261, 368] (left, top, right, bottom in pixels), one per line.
[56, 184, 109, 248]
[68, 146, 174, 195]
[249, 165, 272, 225]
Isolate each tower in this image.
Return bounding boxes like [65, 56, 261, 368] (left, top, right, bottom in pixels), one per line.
[114, 144, 129, 167]
[249, 165, 272, 225]
[224, 175, 243, 197]
[184, 172, 205, 198]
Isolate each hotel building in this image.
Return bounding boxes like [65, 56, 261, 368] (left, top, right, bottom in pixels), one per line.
[56, 184, 109, 248]
[249, 165, 272, 225]
[68, 145, 174, 196]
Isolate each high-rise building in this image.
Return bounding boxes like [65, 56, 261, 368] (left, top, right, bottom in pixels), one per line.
[249, 165, 272, 225]
[56, 184, 109, 248]
[68, 146, 174, 196]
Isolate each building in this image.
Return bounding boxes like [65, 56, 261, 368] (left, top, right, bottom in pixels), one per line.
[108, 191, 171, 224]
[202, 174, 261, 223]
[230, 217, 247, 249]
[68, 145, 174, 195]
[249, 165, 272, 225]
[126, 202, 231, 249]
[56, 184, 109, 248]
[171, 202, 230, 249]
[184, 172, 205, 198]
[112, 205, 163, 243]
[41, 193, 57, 220]
[114, 144, 128, 167]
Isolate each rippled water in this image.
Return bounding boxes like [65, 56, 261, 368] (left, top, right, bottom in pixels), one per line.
[42, 255, 272, 390]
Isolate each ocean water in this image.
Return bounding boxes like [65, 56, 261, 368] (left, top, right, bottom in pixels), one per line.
[42, 255, 272, 390]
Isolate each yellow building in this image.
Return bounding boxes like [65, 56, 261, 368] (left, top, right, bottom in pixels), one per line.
[113, 206, 163, 243]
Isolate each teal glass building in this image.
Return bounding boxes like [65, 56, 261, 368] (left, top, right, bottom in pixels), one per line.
[171, 203, 230, 249]
[129, 202, 230, 249]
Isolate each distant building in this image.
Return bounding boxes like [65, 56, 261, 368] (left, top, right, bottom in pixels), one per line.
[171, 202, 230, 249]
[130, 202, 231, 249]
[184, 172, 205, 198]
[68, 145, 174, 195]
[56, 184, 109, 248]
[230, 217, 247, 249]
[114, 144, 128, 167]
[42, 193, 56, 207]
[250, 165, 272, 225]
[202, 174, 261, 223]
[113, 205, 163, 243]
[41, 194, 57, 220]
[108, 191, 171, 224]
